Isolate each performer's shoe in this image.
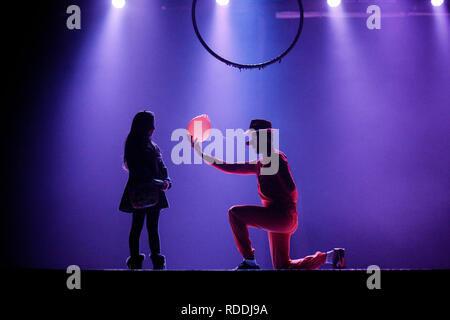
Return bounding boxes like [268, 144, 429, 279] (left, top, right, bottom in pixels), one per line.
[150, 254, 166, 270]
[234, 261, 261, 270]
[332, 248, 345, 269]
[126, 254, 145, 270]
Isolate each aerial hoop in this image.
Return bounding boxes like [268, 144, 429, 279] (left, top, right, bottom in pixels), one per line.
[192, 0, 304, 70]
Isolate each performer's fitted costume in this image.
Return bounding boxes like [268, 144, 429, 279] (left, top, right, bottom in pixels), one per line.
[213, 151, 325, 270]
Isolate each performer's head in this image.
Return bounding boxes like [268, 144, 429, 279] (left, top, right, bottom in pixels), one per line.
[245, 119, 274, 156]
[245, 119, 279, 175]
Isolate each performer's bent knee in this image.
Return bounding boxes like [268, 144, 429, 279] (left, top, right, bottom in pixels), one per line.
[228, 205, 239, 218]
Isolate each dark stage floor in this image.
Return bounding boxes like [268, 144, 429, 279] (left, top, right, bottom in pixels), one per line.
[5, 268, 447, 291]
[3, 268, 447, 316]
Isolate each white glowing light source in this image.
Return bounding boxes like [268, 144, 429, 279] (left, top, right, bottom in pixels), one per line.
[216, 0, 230, 6]
[112, 0, 126, 9]
[327, 0, 342, 8]
[431, 0, 444, 7]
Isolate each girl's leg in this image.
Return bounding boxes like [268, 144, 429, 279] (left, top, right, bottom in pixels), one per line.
[129, 210, 146, 257]
[268, 232, 326, 270]
[146, 207, 161, 256]
[146, 208, 165, 269]
[228, 205, 296, 260]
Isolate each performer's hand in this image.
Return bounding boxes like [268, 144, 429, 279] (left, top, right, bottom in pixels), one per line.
[188, 134, 195, 147]
[188, 134, 202, 155]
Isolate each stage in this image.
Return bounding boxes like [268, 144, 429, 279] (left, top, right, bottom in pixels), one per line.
[6, 268, 447, 292]
[3, 268, 448, 316]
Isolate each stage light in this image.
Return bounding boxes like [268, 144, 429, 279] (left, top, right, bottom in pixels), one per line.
[216, 0, 230, 6]
[327, 0, 342, 8]
[112, 0, 126, 9]
[431, 0, 444, 7]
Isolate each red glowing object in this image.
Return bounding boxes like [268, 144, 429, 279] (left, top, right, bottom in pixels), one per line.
[187, 114, 211, 142]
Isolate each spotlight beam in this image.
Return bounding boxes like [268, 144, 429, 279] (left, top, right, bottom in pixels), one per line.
[431, 0, 444, 7]
[216, 0, 230, 6]
[327, 0, 342, 8]
[112, 0, 126, 9]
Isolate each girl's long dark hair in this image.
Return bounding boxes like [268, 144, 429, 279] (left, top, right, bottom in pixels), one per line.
[123, 111, 155, 171]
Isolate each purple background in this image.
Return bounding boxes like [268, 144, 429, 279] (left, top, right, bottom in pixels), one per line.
[3, 0, 449, 269]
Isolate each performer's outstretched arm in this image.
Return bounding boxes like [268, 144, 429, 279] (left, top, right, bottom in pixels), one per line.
[191, 138, 257, 175]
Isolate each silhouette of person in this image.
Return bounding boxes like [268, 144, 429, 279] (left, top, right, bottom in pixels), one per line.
[119, 111, 171, 269]
[191, 119, 344, 270]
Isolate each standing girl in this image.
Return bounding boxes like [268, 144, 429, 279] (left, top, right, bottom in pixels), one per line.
[119, 111, 172, 270]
